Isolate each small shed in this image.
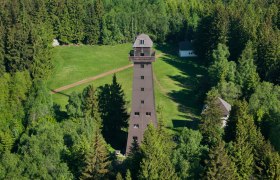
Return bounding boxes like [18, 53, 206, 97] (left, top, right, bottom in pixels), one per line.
[216, 97, 231, 127]
[179, 41, 197, 57]
[202, 97, 232, 128]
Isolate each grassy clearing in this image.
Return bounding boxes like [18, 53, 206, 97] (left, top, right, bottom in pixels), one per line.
[48, 44, 131, 90]
[48, 43, 206, 130]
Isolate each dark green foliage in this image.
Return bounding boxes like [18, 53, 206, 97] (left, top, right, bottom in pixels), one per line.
[204, 140, 238, 179]
[194, 5, 229, 61]
[98, 74, 129, 150]
[138, 125, 178, 180]
[200, 92, 224, 148]
[25, 80, 53, 125]
[236, 41, 260, 98]
[17, 120, 73, 179]
[208, 44, 236, 86]
[125, 169, 132, 180]
[66, 92, 83, 118]
[81, 127, 111, 180]
[226, 101, 255, 179]
[172, 128, 207, 179]
[81, 85, 98, 118]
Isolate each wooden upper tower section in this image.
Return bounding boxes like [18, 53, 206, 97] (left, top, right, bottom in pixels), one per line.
[129, 34, 156, 62]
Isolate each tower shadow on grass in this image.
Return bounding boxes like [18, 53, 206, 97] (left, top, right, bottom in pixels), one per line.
[156, 43, 207, 130]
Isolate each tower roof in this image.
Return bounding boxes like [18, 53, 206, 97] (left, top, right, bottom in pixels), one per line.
[133, 34, 153, 48]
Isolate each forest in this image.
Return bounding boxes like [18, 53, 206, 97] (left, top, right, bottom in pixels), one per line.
[0, 0, 279, 179]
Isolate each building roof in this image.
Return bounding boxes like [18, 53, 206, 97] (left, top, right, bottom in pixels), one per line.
[133, 34, 153, 48]
[179, 41, 194, 51]
[217, 97, 231, 115]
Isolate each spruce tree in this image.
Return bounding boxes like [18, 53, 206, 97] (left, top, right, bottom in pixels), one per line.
[125, 169, 132, 180]
[116, 172, 123, 180]
[138, 125, 178, 180]
[227, 101, 255, 179]
[200, 92, 223, 148]
[98, 74, 129, 149]
[81, 85, 97, 118]
[81, 125, 111, 180]
[204, 140, 238, 180]
[236, 41, 260, 99]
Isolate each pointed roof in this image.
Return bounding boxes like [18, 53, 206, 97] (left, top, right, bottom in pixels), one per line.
[133, 34, 153, 48]
[217, 97, 231, 114]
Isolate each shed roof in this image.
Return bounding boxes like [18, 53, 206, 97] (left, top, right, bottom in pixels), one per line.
[217, 97, 231, 115]
[133, 34, 153, 48]
[179, 41, 194, 51]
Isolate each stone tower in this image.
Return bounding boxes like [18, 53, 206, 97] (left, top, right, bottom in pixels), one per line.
[126, 34, 157, 154]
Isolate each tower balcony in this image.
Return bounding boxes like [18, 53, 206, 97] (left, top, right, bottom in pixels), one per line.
[129, 50, 156, 62]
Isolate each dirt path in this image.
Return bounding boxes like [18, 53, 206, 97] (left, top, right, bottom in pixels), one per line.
[51, 53, 164, 94]
[51, 64, 133, 94]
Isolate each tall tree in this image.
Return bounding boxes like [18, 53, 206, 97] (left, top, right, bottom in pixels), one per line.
[204, 140, 238, 179]
[226, 101, 255, 179]
[172, 128, 207, 179]
[98, 74, 129, 149]
[208, 44, 236, 86]
[200, 91, 223, 148]
[138, 125, 178, 180]
[81, 126, 111, 180]
[236, 41, 260, 98]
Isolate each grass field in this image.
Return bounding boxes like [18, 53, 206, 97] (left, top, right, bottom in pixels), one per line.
[48, 43, 206, 130]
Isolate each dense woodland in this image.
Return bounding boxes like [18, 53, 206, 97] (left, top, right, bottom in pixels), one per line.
[0, 0, 279, 179]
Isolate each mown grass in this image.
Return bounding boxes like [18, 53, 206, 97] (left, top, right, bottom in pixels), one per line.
[48, 43, 206, 130]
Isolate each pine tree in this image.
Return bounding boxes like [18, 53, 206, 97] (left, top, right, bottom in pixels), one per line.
[125, 169, 132, 180]
[227, 101, 255, 179]
[81, 126, 111, 180]
[208, 44, 236, 86]
[66, 92, 83, 118]
[236, 41, 260, 99]
[81, 85, 97, 118]
[98, 74, 129, 149]
[204, 140, 238, 180]
[116, 172, 123, 180]
[138, 125, 178, 180]
[200, 92, 223, 148]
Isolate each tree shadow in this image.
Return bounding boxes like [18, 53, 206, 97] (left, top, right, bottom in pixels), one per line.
[156, 43, 207, 130]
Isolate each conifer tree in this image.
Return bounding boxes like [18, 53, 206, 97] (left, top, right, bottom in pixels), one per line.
[227, 101, 255, 179]
[236, 41, 260, 98]
[81, 123, 111, 180]
[138, 125, 178, 180]
[204, 140, 238, 179]
[116, 172, 123, 180]
[66, 92, 83, 118]
[98, 74, 129, 149]
[81, 85, 97, 118]
[200, 92, 223, 147]
[125, 169, 132, 180]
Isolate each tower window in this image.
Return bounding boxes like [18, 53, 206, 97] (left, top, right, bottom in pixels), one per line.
[133, 124, 139, 128]
[141, 88, 144, 91]
[134, 112, 140, 116]
[140, 64, 144, 68]
[146, 112, 151, 116]
[133, 136, 138, 141]
[140, 40, 144, 44]
[141, 76, 144, 79]
[141, 100, 144, 104]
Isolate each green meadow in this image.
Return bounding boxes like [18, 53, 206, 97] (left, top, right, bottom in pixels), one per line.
[48, 44, 206, 129]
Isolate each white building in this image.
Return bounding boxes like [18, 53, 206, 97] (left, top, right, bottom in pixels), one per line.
[179, 41, 197, 57]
